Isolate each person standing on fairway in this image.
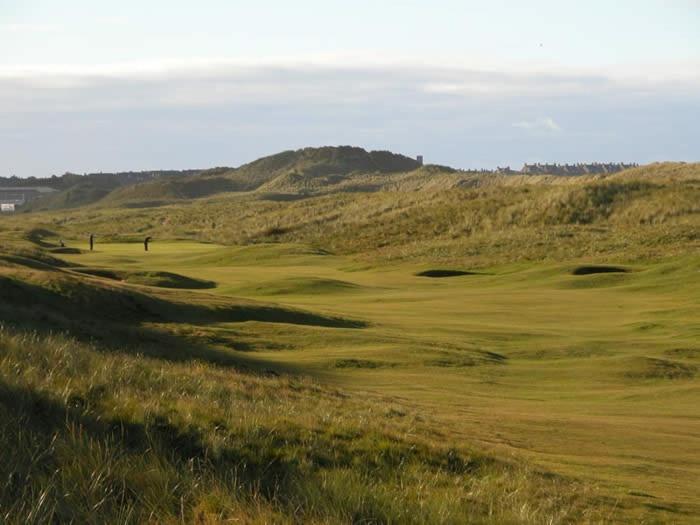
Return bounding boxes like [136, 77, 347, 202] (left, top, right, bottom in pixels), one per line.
[144, 236, 152, 252]
[89, 233, 94, 251]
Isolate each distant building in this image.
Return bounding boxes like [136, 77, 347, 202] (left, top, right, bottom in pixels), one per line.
[416, 155, 424, 166]
[520, 163, 638, 175]
[0, 186, 57, 208]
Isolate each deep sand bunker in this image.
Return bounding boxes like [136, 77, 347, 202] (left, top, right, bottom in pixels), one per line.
[416, 269, 478, 278]
[571, 265, 629, 276]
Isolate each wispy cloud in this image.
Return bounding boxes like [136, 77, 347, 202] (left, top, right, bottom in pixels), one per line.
[512, 117, 562, 132]
[1, 60, 697, 114]
[0, 58, 697, 175]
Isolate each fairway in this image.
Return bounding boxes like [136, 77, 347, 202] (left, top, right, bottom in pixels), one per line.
[60, 240, 700, 520]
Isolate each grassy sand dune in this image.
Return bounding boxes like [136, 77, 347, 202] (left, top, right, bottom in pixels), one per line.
[1, 164, 698, 523]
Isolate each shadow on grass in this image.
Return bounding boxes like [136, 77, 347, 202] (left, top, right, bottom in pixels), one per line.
[0, 273, 365, 329]
[24, 228, 61, 248]
[0, 380, 305, 505]
[0, 250, 72, 271]
[0, 272, 364, 372]
[72, 268, 217, 290]
[257, 192, 312, 202]
[0, 378, 489, 520]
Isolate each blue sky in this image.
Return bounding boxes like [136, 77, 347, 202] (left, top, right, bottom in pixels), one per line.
[1, 0, 699, 175]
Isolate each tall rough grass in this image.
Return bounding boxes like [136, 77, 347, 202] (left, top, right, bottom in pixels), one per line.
[0, 324, 607, 524]
[11, 164, 697, 266]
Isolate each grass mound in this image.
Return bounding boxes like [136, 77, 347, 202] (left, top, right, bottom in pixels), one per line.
[186, 244, 330, 267]
[626, 357, 697, 380]
[49, 247, 82, 254]
[0, 262, 366, 346]
[515, 346, 609, 360]
[71, 267, 122, 279]
[571, 265, 629, 275]
[416, 269, 478, 278]
[0, 248, 70, 270]
[425, 357, 478, 367]
[104, 176, 239, 204]
[125, 271, 217, 289]
[74, 268, 217, 289]
[239, 277, 363, 296]
[334, 358, 394, 369]
[24, 227, 62, 247]
[665, 348, 700, 359]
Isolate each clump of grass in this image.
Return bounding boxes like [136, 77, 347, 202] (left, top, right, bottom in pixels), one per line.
[425, 357, 478, 368]
[625, 357, 697, 380]
[333, 358, 393, 369]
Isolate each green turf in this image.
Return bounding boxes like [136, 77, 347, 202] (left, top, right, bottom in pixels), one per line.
[1, 164, 698, 522]
[52, 240, 700, 522]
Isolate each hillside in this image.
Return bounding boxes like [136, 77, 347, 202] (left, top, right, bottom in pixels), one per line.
[1, 161, 699, 523]
[22, 169, 204, 212]
[1, 220, 698, 522]
[0, 238, 608, 524]
[19, 161, 698, 265]
[229, 146, 423, 190]
[17, 149, 692, 213]
[100, 146, 424, 207]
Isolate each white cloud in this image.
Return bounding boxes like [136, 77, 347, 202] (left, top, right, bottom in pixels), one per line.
[512, 117, 562, 132]
[0, 58, 697, 175]
[1, 59, 696, 115]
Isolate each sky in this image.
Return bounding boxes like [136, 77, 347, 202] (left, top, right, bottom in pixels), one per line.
[1, 0, 699, 176]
